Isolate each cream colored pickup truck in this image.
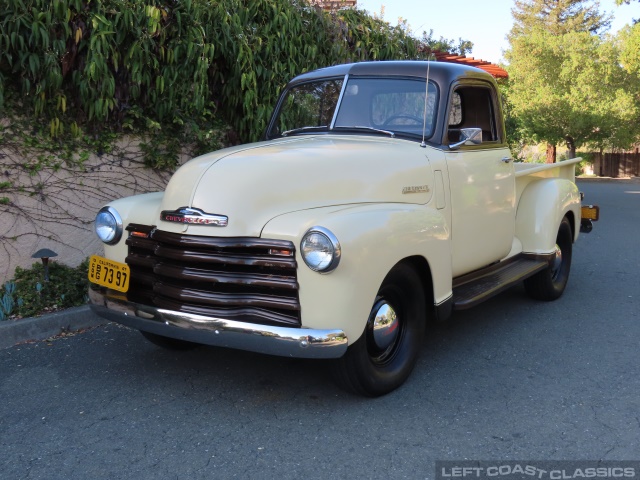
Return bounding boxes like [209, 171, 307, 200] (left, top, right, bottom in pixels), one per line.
[89, 61, 598, 396]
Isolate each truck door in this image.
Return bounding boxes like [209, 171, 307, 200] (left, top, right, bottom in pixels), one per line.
[444, 82, 515, 278]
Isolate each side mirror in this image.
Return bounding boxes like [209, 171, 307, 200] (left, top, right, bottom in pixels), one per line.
[449, 127, 482, 150]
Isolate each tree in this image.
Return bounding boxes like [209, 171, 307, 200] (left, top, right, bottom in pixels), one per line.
[497, 79, 526, 159]
[505, 28, 639, 159]
[619, 23, 640, 75]
[504, 0, 639, 161]
[420, 30, 474, 56]
[509, 0, 612, 38]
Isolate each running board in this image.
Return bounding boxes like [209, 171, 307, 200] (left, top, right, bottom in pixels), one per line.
[452, 257, 550, 310]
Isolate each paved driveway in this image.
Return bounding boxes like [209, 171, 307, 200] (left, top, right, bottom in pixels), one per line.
[1, 178, 639, 480]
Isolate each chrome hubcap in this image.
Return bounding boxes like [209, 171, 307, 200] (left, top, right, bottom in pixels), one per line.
[367, 299, 400, 362]
[372, 303, 399, 350]
[551, 244, 562, 280]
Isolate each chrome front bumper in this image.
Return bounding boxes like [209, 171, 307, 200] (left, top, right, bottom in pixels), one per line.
[89, 288, 348, 359]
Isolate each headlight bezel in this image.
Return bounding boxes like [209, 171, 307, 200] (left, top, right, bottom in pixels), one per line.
[300, 226, 341, 273]
[95, 206, 123, 245]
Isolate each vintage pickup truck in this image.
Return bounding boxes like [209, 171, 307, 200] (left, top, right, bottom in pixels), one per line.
[89, 61, 598, 396]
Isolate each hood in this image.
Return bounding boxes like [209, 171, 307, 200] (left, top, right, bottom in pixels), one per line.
[158, 135, 434, 237]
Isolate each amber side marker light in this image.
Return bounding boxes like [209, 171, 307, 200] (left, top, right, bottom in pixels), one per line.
[130, 231, 150, 238]
[581, 205, 599, 221]
[269, 248, 294, 257]
[580, 205, 599, 233]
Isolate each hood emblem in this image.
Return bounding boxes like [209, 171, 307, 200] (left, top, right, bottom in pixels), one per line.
[402, 185, 430, 194]
[160, 207, 228, 227]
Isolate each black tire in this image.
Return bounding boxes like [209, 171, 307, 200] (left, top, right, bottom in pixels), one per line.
[524, 216, 573, 301]
[140, 331, 199, 350]
[331, 263, 427, 397]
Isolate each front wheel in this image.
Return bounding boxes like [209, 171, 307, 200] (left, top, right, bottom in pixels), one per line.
[331, 263, 427, 397]
[524, 216, 573, 301]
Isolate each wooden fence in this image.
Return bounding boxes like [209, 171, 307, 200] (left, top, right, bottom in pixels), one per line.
[591, 150, 640, 178]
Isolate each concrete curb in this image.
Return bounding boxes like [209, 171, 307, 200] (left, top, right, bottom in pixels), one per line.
[0, 305, 106, 349]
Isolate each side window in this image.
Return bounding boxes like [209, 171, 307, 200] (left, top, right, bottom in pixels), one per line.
[448, 86, 499, 143]
[448, 92, 462, 126]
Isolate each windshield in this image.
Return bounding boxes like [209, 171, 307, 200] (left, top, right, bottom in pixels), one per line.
[268, 76, 438, 140]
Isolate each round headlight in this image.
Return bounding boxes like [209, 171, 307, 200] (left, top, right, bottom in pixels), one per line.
[95, 206, 123, 245]
[301, 227, 341, 273]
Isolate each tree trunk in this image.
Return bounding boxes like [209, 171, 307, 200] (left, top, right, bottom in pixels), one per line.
[565, 135, 576, 159]
[546, 143, 556, 163]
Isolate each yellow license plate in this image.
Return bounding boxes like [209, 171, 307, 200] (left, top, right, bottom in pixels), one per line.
[581, 205, 600, 221]
[88, 255, 130, 293]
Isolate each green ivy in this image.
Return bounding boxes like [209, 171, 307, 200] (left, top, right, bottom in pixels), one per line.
[0, 0, 442, 148]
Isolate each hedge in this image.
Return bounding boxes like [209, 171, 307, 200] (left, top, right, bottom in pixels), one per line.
[0, 0, 434, 144]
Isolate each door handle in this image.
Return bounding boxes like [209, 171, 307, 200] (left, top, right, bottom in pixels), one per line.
[501, 157, 513, 163]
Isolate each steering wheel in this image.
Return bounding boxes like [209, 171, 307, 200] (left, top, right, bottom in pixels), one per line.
[383, 114, 423, 126]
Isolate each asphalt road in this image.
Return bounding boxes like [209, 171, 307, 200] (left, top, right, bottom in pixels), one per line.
[1, 178, 639, 480]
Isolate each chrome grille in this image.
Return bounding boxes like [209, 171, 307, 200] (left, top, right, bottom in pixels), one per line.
[125, 224, 300, 327]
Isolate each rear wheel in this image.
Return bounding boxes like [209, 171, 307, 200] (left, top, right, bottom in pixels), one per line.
[332, 263, 426, 397]
[524, 217, 573, 301]
[140, 331, 199, 350]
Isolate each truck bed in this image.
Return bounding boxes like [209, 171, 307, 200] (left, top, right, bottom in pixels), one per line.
[514, 157, 582, 179]
[515, 158, 582, 203]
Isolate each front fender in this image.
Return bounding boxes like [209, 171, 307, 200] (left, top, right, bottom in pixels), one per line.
[516, 179, 580, 254]
[102, 192, 165, 262]
[261, 203, 451, 343]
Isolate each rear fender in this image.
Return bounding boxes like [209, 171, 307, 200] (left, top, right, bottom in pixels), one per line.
[516, 179, 580, 254]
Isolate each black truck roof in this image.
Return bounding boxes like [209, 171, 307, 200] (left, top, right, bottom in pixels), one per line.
[288, 60, 495, 88]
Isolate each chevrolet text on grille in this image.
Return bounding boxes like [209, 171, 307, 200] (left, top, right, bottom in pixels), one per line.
[160, 207, 228, 227]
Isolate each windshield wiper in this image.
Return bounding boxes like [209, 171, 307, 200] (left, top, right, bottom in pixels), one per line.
[281, 126, 328, 136]
[332, 126, 395, 138]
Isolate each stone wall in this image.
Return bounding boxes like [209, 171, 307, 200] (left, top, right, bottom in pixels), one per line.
[0, 136, 189, 284]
